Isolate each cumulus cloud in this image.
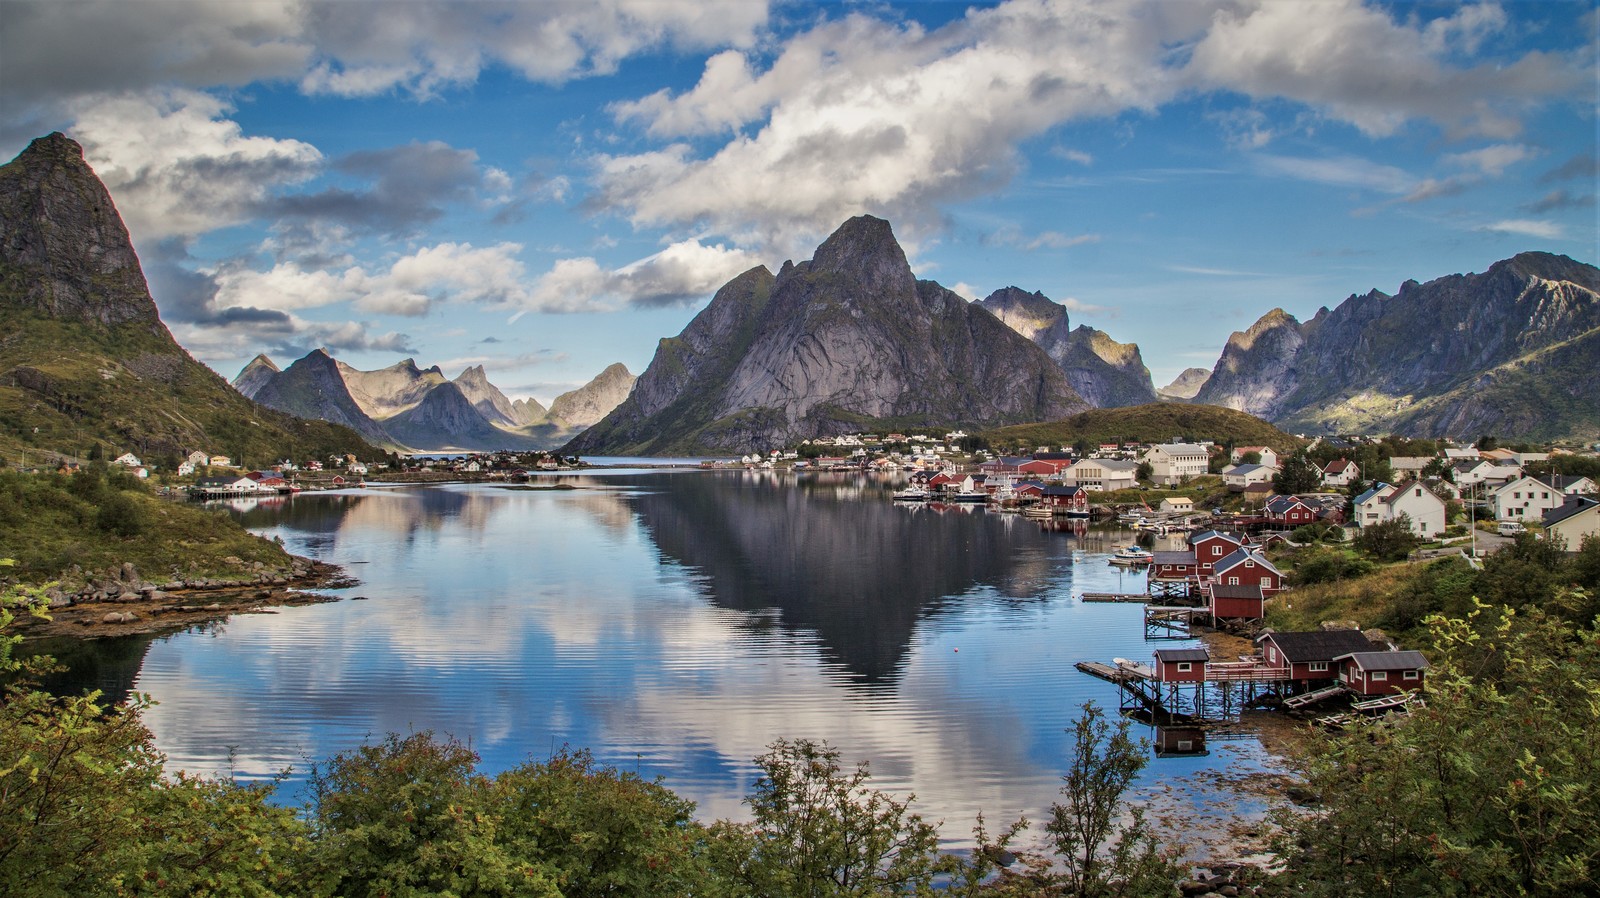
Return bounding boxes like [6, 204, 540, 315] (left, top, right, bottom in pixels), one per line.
[589, 0, 1590, 254]
[297, 0, 770, 97]
[69, 89, 322, 240]
[210, 242, 538, 318]
[524, 240, 761, 313]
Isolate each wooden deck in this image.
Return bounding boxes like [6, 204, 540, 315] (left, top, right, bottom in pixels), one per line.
[1079, 592, 1151, 603]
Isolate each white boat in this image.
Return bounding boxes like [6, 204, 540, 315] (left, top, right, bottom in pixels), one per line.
[1109, 545, 1154, 565]
[891, 487, 928, 501]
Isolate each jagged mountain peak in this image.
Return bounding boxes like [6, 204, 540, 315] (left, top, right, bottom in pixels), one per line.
[247, 353, 279, 371]
[0, 131, 163, 332]
[809, 214, 914, 296]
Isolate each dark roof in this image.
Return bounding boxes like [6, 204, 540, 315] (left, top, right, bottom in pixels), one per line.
[1543, 496, 1599, 528]
[1214, 547, 1282, 576]
[1538, 474, 1594, 491]
[1334, 650, 1429, 671]
[1256, 629, 1374, 663]
[1032, 452, 1073, 461]
[1041, 485, 1083, 497]
[1189, 529, 1242, 546]
[1152, 551, 1196, 565]
[1154, 648, 1209, 663]
[1210, 583, 1265, 600]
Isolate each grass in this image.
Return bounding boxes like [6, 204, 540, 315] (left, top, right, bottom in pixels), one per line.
[0, 467, 292, 589]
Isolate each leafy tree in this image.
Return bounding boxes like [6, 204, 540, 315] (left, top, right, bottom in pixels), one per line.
[1290, 547, 1374, 586]
[1355, 516, 1420, 562]
[1047, 703, 1181, 898]
[1270, 604, 1600, 896]
[715, 738, 947, 897]
[1135, 461, 1153, 484]
[1273, 451, 1323, 494]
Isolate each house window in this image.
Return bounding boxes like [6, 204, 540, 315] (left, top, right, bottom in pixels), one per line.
[1176, 662, 1192, 672]
[1176, 740, 1194, 752]
[1245, 560, 1255, 568]
[1309, 662, 1329, 672]
[1371, 671, 1388, 681]
[1213, 546, 1223, 555]
[1403, 670, 1419, 680]
[1228, 577, 1240, 585]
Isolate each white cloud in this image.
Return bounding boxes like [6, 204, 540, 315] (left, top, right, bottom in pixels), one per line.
[211, 242, 537, 317]
[595, 0, 1588, 255]
[1478, 219, 1564, 239]
[1253, 153, 1414, 194]
[69, 89, 323, 240]
[1443, 143, 1535, 176]
[525, 239, 761, 313]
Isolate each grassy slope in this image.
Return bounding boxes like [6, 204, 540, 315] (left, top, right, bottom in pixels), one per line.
[0, 469, 292, 588]
[0, 310, 380, 469]
[981, 402, 1304, 453]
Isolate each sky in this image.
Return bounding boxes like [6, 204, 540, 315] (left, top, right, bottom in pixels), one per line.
[1, 0, 1595, 404]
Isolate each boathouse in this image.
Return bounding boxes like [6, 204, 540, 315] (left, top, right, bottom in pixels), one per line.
[1336, 650, 1428, 697]
[1257, 630, 1374, 689]
[1153, 647, 1210, 683]
[1039, 485, 1089, 514]
[1208, 583, 1266, 621]
[1190, 530, 1245, 574]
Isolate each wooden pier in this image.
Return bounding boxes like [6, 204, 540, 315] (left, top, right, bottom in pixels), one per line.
[1079, 592, 1151, 603]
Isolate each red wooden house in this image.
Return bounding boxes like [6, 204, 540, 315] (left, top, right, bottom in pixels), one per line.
[1153, 647, 1210, 683]
[1189, 530, 1245, 576]
[1039, 485, 1089, 513]
[1256, 630, 1374, 689]
[1210, 548, 1283, 595]
[1335, 651, 1428, 696]
[1013, 481, 1046, 499]
[1018, 458, 1071, 477]
[1149, 551, 1198, 583]
[1264, 495, 1320, 527]
[1209, 583, 1266, 621]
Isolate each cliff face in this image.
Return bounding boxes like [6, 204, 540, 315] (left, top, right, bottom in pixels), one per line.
[1192, 253, 1600, 440]
[568, 216, 1088, 455]
[1158, 367, 1211, 400]
[383, 381, 521, 450]
[232, 354, 280, 399]
[978, 287, 1157, 407]
[339, 358, 446, 419]
[548, 362, 635, 429]
[0, 132, 164, 334]
[249, 349, 399, 449]
[0, 132, 378, 463]
[453, 365, 521, 426]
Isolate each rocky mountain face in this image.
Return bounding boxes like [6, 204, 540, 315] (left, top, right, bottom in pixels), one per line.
[237, 350, 634, 452]
[1192, 253, 1600, 440]
[978, 287, 1157, 407]
[1158, 367, 1211, 400]
[568, 216, 1088, 455]
[548, 362, 636, 428]
[0, 132, 377, 464]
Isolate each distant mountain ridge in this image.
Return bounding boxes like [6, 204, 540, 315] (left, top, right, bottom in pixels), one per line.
[977, 286, 1158, 407]
[236, 350, 635, 452]
[1192, 252, 1600, 440]
[0, 132, 378, 465]
[567, 215, 1089, 455]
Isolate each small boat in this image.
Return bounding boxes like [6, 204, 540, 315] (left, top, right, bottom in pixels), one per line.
[1109, 545, 1154, 565]
[950, 490, 988, 503]
[891, 487, 928, 501]
[1023, 505, 1052, 519]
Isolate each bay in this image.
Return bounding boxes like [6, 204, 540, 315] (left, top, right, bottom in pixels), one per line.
[64, 469, 1287, 850]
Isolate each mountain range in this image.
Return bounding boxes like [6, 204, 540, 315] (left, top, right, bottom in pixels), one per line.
[567, 216, 1091, 455]
[0, 132, 378, 467]
[235, 352, 634, 452]
[1193, 252, 1600, 441]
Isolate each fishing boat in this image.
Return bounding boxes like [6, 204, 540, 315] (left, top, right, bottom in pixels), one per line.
[891, 486, 928, 501]
[1109, 545, 1154, 565]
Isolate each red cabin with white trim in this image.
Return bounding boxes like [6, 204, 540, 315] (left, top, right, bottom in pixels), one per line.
[1153, 647, 1209, 683]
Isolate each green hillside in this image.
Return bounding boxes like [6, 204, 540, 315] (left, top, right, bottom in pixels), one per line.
[981, 402, 1304, 453]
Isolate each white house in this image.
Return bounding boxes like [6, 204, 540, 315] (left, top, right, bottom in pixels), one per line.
[1159, 496, 1195, 515]
[209, 455, 234, 468]
[1320, 458, 1359, 488]
[1388, 457, 1432, 480]
[1543, 497, 1600, 550]
[1230, 446, 1280, 468]
[1063, 458, 1140, 491]
[1450, 458, 1497, 488]
[185, 450, 210, 467]
[1491, 475, 1580, 521]
[177, 461, 197, 476]
[1143, 443, 1210, 485]
[1354, 481, 1448, 537]
[1223, 463, 1278, 491]
[112, 452, 142, 467]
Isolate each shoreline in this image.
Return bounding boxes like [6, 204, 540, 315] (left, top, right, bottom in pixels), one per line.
[12, 558, 357, 641]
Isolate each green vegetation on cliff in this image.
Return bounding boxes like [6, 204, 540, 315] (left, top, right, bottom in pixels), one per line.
[982, 402, 1303, 454]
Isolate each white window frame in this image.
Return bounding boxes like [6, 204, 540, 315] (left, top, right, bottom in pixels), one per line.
[1176, 662, 1192, 672]
[1308, 662, 1329, 672]
[1371, 671, 1388, 681]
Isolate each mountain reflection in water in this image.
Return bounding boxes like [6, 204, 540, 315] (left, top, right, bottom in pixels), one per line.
[49, 472, 1283, 846]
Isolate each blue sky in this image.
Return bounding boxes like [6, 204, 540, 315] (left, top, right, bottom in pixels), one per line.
[2, 0, 1594, 402]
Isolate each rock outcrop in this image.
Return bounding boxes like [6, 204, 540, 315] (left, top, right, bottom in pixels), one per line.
[568, 216, 1088, 455]
[548, 362, 636, 429]
[453, 364, 522, 426]
[232, 353, 280, 399]
[1192, 253, 1600, 440]
[1157, 367, 1211, 400]
[248, 349, 399, 449]
[339, 358, 446, 419]
[0, 132, 377, 462]
[978, 287, 1158, 407]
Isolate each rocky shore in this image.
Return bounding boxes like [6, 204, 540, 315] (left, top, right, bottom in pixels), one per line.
[12, 556, 357, 639]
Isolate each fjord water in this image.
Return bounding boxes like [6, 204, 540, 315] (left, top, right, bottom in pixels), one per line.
[81, 470, 1280, 846]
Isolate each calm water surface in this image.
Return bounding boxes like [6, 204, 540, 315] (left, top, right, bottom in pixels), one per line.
[71, 470, 1286, 849]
